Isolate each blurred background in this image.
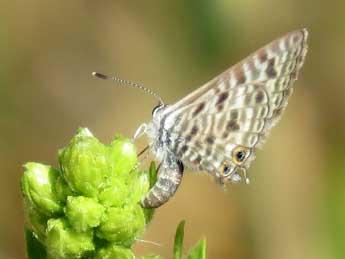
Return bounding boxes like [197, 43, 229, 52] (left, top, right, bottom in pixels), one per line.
[1, 0, 345, 258]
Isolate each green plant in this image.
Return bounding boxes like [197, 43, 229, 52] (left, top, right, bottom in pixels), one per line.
[21, 128, 206, 259]
[173, 221, 206, 259]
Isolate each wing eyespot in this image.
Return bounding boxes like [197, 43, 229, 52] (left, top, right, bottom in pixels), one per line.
[232, 146, 250, 165]
[220, 161, 231, 176]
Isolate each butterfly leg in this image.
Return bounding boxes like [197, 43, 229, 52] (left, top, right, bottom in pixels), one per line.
[228, 168, 250, 184]
[136, 145, 151, 167]
[141, 157, 184, 208]
[138, 145, 149, 157]
[133, 123, 148, 140]
[243, 169, 250, 184]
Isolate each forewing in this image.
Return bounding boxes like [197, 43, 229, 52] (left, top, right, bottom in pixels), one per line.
[164, 29, 308, 173]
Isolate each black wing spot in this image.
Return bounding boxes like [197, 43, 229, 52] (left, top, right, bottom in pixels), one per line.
[180, 145, 188, 153]
[217, 104, 224, 112]
[192, 102, 205, 117]
[255, 91, 265, 104]
[191, 126, 198, 135]
[206, 136, 215, 144]
[216, 92, 229, 106]
[266, 59, 277, 78]
[226, 120, 240, 131]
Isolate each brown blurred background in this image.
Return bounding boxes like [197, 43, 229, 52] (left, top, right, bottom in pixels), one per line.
[1, 0, 345, 258]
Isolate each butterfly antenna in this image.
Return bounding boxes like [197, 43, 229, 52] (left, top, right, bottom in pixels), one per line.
[92, 72, 164, 104]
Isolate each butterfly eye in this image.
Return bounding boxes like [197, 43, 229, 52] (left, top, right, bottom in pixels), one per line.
[151, 104, 162, 116]
[232, 146, 249, 165]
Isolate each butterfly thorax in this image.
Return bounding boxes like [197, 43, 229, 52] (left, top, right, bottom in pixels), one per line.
[144, 104, 179, 164]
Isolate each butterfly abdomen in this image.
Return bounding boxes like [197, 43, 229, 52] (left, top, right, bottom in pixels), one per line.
[141, 155, 184, 208]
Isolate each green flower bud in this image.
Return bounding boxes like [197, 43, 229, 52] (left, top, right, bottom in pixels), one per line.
[21, 162, 63, 216]
[125, 170, 150, 204]
[96, 204, 145, 246]
[98, 137, 141, 207]
[59, 128, 108, 197]
[107, 137, 137, 180]
[54, 176, 73, 202]
[22, 129, 162, 258]
[65, 196, 105, 232]
[25, 205, 48, 243]
[98, 178, 128, 207]
[99, 171, 149, 208]
[46, 218, 94, 259]
[93, 244, 135, 259]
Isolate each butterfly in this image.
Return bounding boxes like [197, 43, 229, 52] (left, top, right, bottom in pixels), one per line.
[93, 29, 308, 208]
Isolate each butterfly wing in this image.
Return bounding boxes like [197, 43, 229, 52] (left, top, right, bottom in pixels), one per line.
[163, 29, 308, 181]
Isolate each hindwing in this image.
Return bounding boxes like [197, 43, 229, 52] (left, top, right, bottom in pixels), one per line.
[163, 29, 308, 175]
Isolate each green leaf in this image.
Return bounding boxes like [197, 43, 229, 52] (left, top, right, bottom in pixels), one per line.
[148, 162, 157, 189]
[143, 162, 157, 223]
[25, 227, 47, 259]
[173, 220, 185, 259]
[187, 238, 207, 259]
